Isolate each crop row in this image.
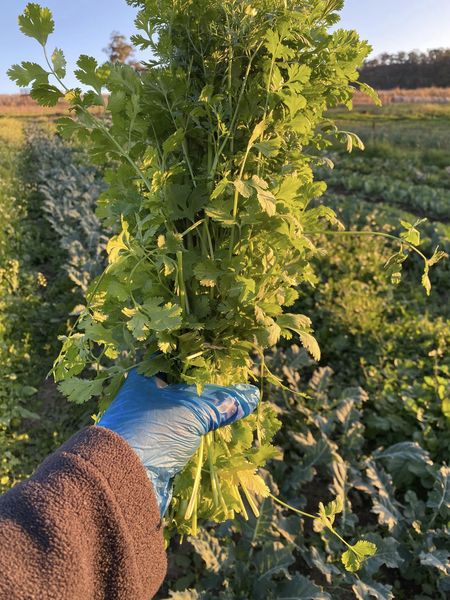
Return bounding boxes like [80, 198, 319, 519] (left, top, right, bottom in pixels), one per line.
[0, 135, 93, 493]
[320, 156, 450, 222]
[0, 130, 448, 597]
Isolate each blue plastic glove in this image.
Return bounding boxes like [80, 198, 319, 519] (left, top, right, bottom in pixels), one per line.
[98, 369, 259, 515]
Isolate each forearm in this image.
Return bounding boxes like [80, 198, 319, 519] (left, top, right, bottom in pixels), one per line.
[0, 426, 167, 600]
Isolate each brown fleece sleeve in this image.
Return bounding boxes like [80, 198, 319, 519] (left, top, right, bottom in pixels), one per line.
[0, 426, 167, 600]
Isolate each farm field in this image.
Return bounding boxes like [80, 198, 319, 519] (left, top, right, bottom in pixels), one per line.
[0, 99, 449, 598]
[352, 87, 450, 105]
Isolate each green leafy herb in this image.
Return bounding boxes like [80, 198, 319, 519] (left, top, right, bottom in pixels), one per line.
[342, 540, 377, 572]
[9, 1, 442, 555]
[18, 3, 54, 46]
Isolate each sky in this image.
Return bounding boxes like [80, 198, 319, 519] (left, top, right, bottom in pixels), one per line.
[1, 0, 449, 93]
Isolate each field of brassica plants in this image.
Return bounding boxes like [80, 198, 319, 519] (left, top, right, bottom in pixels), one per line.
[1, 98, 448, 598]
[1, 0, 449, 597]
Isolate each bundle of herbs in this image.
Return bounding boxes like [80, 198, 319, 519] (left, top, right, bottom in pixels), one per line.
[10, 0, 446, 569]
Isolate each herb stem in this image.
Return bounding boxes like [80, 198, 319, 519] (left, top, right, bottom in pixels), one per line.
[206, 432, 219, 508]
[209, 42, 264, 182]
[162, 91, 197, 188]
[43, 45, 153, 193]
[304, 229, 429, 263]
[327, 524, 353, 551]
[228, 132, 257, 257]
[269, 493, 355, 552]
[176, 250, 190, 315]
[269, 493, 317, 520]
[235, 485, 249, 520]
[240, 482, 260, 517]
[185, 436, 204, 521]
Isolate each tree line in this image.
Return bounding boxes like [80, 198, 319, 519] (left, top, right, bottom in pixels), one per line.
[360, 48, 450, 89]
[105, 32, 450, 91]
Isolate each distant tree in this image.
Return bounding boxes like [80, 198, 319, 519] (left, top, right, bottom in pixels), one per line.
[103, 32, 142, 69]
[360, 48, 450, 89]
[407, 51, 419, 64]
[104, 31, 134, 63]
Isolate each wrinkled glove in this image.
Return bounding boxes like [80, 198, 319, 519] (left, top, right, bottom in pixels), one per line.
[98, 369, 259, 515]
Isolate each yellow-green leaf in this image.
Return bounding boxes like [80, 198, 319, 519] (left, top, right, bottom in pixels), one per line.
[342, 540, 377, 572]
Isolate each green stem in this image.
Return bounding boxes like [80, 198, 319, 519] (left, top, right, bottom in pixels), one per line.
[204, 217, 215, 260]
[240, 481, 260, 517]
[304, 229, 429, 264]
[235, 485, 249, 520]
[162, 91, 197, 188]
[225, 12, 235, 167]
[269, 494, 354, 551]
[228, 137, 255, 258]
[43, 45, 153, 194]
[128, 256, 148, 308]
[191, 493, 198, 536]
[228, 40, 273, 259]
[206, 433, 219, 508]
[269, 494, 317, 520]
[256, 351, 265, 446]
[257, 47, 278, 177]
[176, 250, 190, 315]
[185, 436, 204, 521]
[209, 41, 264, 182]
[95, 117, 154, 192]
[181, 219, 205, 237]
[327, 523, 354, 551]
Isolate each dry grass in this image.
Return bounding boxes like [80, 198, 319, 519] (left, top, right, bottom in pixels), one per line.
[0, 117, 24, 144]
[2, 88, 450, 116]
[0, 94, 105, 143]
[0, 94, 69, 117]
[0, 95, 61, 143]
[354, 87, 450, 105]
[0, 116, 56, 144]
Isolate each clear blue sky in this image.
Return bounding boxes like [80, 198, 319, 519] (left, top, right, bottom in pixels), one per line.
[1, 0, 450, 93]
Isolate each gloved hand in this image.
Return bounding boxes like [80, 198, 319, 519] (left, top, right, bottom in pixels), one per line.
[98, 369, 259, 515]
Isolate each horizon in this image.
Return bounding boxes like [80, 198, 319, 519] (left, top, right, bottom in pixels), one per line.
[1, 0, 449, 93]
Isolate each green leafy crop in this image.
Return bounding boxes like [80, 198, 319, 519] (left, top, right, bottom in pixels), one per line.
[8, 0, 445, 568]
[18, 3, 54, 46]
